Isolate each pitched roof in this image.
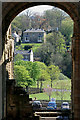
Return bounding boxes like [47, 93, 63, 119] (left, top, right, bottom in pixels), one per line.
[23, 29, 45, 33]
[15, 50, 30, 55]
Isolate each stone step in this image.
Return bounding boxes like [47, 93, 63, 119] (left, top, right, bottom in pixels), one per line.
[40, 117, 57, 120]
[35, 112, 61, 117]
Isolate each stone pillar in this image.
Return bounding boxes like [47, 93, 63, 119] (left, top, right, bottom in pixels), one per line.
[72, 20, 80, 120]
[30, 49, 33, 62]
[0, 1, 2, 120]
[44, 32, 46, 43]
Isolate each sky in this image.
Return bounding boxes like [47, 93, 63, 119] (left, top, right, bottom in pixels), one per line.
[28, 5, 53, 14]
[19, 5, 53, 16]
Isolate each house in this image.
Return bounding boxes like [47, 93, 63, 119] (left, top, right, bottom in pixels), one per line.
[14, 49, 33, 62]
[12, 31, 20, 43]
[22, 28, 46, 43]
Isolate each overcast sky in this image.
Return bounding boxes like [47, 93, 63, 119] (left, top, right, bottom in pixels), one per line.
[19, 5, 53, 15]
[28, 5, 53, 14]
[18, 5, 69, 17]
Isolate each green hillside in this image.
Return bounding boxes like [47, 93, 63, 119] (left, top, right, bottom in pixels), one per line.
[31, 77, 71, 90]
[30, 78, 71, 100]
[16, 43, 42, 52]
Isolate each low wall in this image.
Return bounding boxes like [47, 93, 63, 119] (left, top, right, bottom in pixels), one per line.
[28, 87, 40, 94]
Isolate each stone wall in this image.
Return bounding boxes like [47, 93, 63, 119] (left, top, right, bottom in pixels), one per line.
[28, 87, 40, 94]
[5, 24, 14, 79]
[6, 80, 34, 120]
[1, 2, 80, 120]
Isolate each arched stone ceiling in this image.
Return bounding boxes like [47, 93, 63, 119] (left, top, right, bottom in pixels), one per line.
[2, 2, 79, 36]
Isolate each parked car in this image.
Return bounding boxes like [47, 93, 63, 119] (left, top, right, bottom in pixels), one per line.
[57, 116, 69, 120]
[61, 102, 69, 110]
[32, 101, 42, 110]
[57, 102, 70, 120]
[47, 101, 57, 110]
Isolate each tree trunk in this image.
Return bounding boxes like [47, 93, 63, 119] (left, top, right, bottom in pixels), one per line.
[49, 95, 50, 101]
[26, 86, 28, 94]
[37, 80, 39, 88]
[40, 81, 42, 92]
[51, 80, 52, 88]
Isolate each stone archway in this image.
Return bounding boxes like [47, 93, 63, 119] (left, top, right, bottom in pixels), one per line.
[1, 2, 80, 120]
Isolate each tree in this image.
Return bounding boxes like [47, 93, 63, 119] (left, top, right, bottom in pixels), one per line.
[60, 17, 73, 46]
[61, 52, 72, 78]
[14, 65, 33, 88]
[14, 54, 24, 61]
[11, 9, 34, 31]
[48, 65, 60, 88]
[14, 61, 43, 86]
[11, 15, 22, 31]
[31, 14, 46, 29]
[14, 60, 33, 77]
[46, 32, 66, 54]
[39, 70, 50, 92]
[59, 73, 69, 80]
[50, 52, 63, 68]
[35, 43, 53, 66]
[31, 62, 41, 87]
[54, 81, 69, 101]
[44, 87, 53, 101]
[37, 61, 51, 91]
[44, 8, 67, 30]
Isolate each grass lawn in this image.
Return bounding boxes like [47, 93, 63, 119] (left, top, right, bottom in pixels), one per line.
[16, 43, 42, 52]
[29, 90, 71, 100]
[31, 79, 71, 90]
[30, 79, 71, 100]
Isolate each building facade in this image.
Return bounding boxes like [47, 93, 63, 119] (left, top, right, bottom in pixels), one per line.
[12, 31, 20, 43]
[15, 49, 33, 62]
[23, 29, 45, 43]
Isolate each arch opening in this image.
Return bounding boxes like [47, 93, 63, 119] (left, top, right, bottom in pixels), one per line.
[2, 2, 80, 120]
[4, 4, 74, 119]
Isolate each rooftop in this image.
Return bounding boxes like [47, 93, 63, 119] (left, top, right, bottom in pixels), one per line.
[14, 50, 32, 55]
[23, 28, 45, 33]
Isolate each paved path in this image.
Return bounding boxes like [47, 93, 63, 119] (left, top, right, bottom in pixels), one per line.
[52, 88, 71, 92]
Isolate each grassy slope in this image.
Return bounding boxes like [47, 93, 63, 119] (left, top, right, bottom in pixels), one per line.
[31, 79, 71, 90]
[29, 91, 71, 100]
[16, 43, 71, 100]
[30, 79, 71, 100]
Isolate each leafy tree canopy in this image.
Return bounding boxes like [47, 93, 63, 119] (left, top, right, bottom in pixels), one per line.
[60, 17, 73, 45]
[48, 65, 61, 88]
[36, 61, 51, 81]
[48, 65, 61, 80]
[31, 62, 41, 82]
[14, 65, 33, 87]
[46, 31, 66, 53]
[14, 54, 24, 61]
